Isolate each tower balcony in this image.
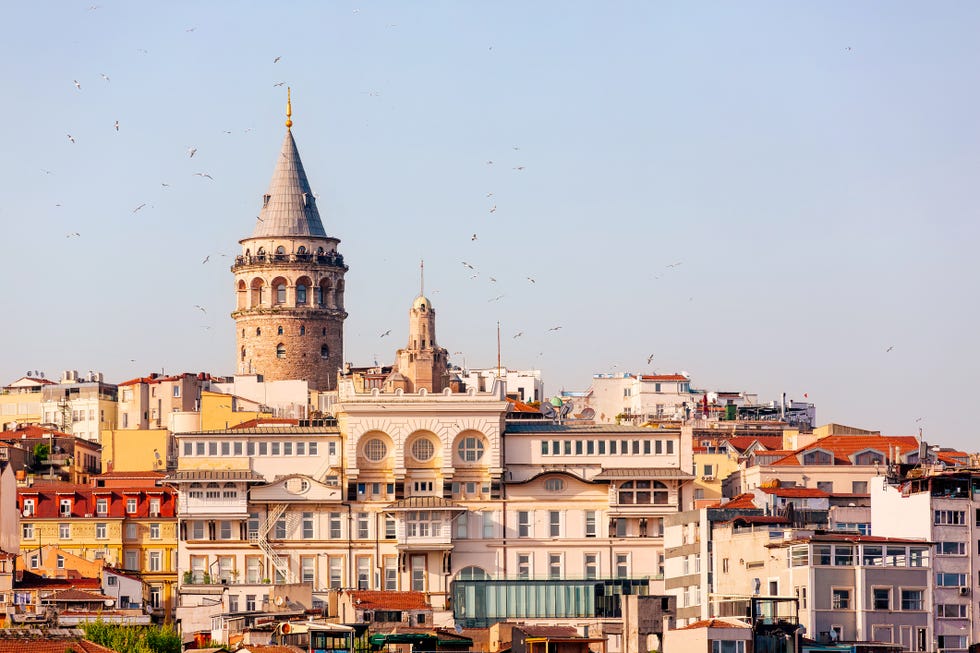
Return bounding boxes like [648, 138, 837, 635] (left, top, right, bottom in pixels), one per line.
[232, 252, 347, 271]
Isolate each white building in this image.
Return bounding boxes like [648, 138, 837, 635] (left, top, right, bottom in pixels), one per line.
[209, 374, 309, 419]
[459, 368, 543, 404]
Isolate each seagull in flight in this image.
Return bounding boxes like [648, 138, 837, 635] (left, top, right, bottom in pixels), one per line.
[132, 203, 146, 214]
[41, 169, 53, 175]
[513, 166, 525, 171]
[547, 326, 563, 332]
[188, 147, 197, 158]
[194, 172, 214, 180]
[513, 331, 523, 339]
[185, 27, 196, 32]
[486, 192, 493, 198]
[114, 120, 119, 131]
[462, 261, 474, 269]
[380, 329, 391, 338]
[666, 261, 683, 268]
[647, 353, 655, 365]
[526, 276, 536, 284]
[73, 80, 81, 90]
[488, 295, 504, 302]
[274, 56, 281, 63]
[67, 134, 75, 144]
[489, 277, 497, 283]
[194, 305, 207, 314]
[486, 160, 493, 165]
[100, 73, 110, 82]
[161, 182, 170, 188]
[66, 232, 80, 238]
[255, 215, 264, 222]
[489, 205, 497, 214]
[471, 234, 478, 241]
[201, 256, 210, 264]
[885, 345, 894, 353]
[273, 82, 286, 87]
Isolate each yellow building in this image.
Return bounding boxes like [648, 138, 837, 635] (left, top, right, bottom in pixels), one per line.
[0, 376, 50, 429]
[199, 390, 272, 431]
[101, 428, 171, 473]
[17, 471, 179, 621]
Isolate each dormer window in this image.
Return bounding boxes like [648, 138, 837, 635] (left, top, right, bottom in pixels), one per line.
[852, 449, 885, 466]
[802, 449, 834, 465]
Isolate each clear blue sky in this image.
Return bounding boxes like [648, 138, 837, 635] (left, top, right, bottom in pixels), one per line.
[1, 2, 977, 449]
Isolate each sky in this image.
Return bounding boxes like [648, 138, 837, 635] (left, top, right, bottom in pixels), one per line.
[1, 2, 978, 449]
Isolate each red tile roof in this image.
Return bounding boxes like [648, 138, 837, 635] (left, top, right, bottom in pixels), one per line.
[506, 397, 540, 413]
[47, 588, 112, 602]
[0, 639, 119, 653]
[760, 487, 829, 498]
[638, 374, 689, 382]
[711, 493, 759, 509]
[770, 435, 919, 466]
[680, 618, 751, 630]
[726, 435, 784, 452]
[230, 418, 298, 429]
[347, 590, 429, 610]
[242, 646, 306, 653]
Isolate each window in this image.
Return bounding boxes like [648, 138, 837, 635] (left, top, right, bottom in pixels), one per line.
[22, 499, 34, 516]
[127, 498, 138, 513]
[59, 523, 71, 539]
[872, 587, 890, 610]
[585, 511, 597, 538]
[385, 515, 396, 539]
[297, 284, 308, 304]
[276, 343, 286, 359]
[834, 545, 854, 566]
[149, 551, 162, 572]
[149, 498, 161, 515]
[328, 512, 342, 539]
[456, 512, 469, 539]
[357, 512, 369, 539]
[817, 481, 833, 493]
[274, 517, 286, 539]
[935, 510, 966, 525]
[364, 438, 387, 462]
[790, 546, 808, 567]
[301, 557, 316, 583]
[938, 541, 966, 556]
[937, 604, 967, 618]
[56, 555, 65, 569]
[584, 553, 598, 579]
[544, 478, 565, 492]
[303, 512, 315, 539]
[549, 511, 561, 537]
[813, 544, 832, 565]
[321, 344, 329, 358]
[548, 553, 562, 579]
[831, 588, 851, 609]
[150, 523, 160, 540]
[712, 642, 746, 653]
[615, 553, 629, 578]
[227, 594, 238, 612]
[60, 499, 72, 516]
[246, 594, 257, 612]
[862, 545, 883, 566]
[483, 512, 495, 538]
[517, 554, 531, 579]
[458, 436, 485, 462]
[329, 557, 343, 589]
[384, 556, 398, 590]
[852, 480, 868, 493]
[277, 325, 284, 336]
[22, 523, 33, 540]
[939, 636, 968, 650]
[125, 550, 138, 571]
[517, 511, 530, 537]
[220, 521, 233, 539]
[936, 573, 967, 587]
[411, 438, 435, 462]
[901, 589, 924, 611]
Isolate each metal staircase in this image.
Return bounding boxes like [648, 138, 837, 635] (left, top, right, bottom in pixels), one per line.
[250, 503, 295, 583]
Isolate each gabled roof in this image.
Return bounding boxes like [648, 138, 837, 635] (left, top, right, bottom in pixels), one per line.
[346, 590, 429, 610]
[251, 129, 328, 238]
[47, 588, 112, 602]
[726, 435, 784, 452]
[711, 493, 758, 509]
[0, 637, 119, 653]
[770, 435, 919, 466]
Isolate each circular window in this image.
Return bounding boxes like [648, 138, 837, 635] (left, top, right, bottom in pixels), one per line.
[411, 438, 435, 462]
[364, 438, 388, 462]
[457, 436, 485, 462]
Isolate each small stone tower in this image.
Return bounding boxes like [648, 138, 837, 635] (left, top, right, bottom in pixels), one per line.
[394, 264, 450, 392]
[231, 91, 348, 390]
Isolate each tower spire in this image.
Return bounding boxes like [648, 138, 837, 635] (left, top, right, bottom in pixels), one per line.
[285, 87, 293, 130]
[420, 259, 425, 297]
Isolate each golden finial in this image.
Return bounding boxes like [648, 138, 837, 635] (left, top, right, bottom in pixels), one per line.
[285, 87, 293, 129]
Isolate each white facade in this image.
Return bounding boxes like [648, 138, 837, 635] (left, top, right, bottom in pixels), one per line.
[209, 375, 309, 419]
[459, 368, 543, 404]
[584, 373, 697, 424]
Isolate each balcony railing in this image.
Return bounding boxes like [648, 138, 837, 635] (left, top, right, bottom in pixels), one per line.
[233, 252, 346, 269]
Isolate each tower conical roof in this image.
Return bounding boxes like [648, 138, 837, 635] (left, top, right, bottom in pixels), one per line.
[251, 130, 327, 238]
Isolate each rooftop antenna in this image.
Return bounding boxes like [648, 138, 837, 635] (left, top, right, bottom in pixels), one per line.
[496, 321, 501, 380]
[420, 259, 424, 297]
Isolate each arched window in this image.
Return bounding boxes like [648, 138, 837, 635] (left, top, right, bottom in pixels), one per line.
[205, 483, 221, 498]
[276, 343, 286, 359]
[411, 438, 436, 462]
[256, 247, 266, 261]
[456, 566, 490, 581]
[457, 437, 485, 462]
[256, 327, 261, 336]
[274, 246, 286, 261]
[240, 347, 246, 360]
[653, 481, 669, 505]
[222, 482, 238, 499]
[321, 328, 327, 336]
[277, 326, 284, 336]
[618, 480, 661, 505]
[297, 246, 307, 255]
[320, 344, 329, 358]
[273, 280, 286, 305]
[300, 325, 306, 336]
[296, 283, 308, 304]
[317, 247, 324, 256]
[241, 329, 245, 337]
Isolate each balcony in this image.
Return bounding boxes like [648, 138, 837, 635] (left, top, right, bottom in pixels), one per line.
[178, 496, 248, 516]
[233, 252, 347, 270]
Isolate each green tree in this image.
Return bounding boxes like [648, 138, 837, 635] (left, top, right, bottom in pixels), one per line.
[78, 620, 181, 653]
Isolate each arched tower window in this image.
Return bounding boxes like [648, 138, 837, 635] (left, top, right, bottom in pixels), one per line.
[296, 276, 312, 305]
[256, 327, 261, 336]
[320, 344, 329, 359]
[256, 247, 266, 261]
[241, 347, 246, 360]
[300, 325, 306, 336]
[250, 278, 265, 308]
[274, 246, 286, 261]
[236, 280, 247, 310]
[277, 326, 284, 336]
[276, 343, 286, 359]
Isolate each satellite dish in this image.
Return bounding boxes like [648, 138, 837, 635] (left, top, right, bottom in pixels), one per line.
[559, 403, 572, 419]
[541, 403, 557, 419]
[104, 599, 114, 607]
[580, 407, 596, 420]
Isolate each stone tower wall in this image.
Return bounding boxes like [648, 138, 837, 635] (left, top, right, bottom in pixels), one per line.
[234, 313, 343, 391]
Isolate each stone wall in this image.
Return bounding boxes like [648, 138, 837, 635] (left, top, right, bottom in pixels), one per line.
[235, 312, 344, 391]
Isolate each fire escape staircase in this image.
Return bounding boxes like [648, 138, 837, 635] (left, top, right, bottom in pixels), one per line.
[250, 503, 295, 583]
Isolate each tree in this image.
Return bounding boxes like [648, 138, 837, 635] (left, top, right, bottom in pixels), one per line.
[78, 620, 181, 653]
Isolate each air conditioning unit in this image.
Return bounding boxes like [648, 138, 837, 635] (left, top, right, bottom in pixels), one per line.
[84, 513, 93, 518]
[702, 475, 716, 481]
[960, 587, 970, 596]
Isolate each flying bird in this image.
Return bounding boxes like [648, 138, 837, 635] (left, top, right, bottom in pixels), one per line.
[114, 120, 119, 131]
[471, 234, 478, 241]
[666, 261, 683, 268]
[462, 262, 474, 269]
[513, 146, 520, 151]
[66, 232, 80, 238]
[161, 182, 170, 188]
[132, 203, 146, 214]
[547, 326, 563, 332]
[201, 256, 210, 264]
[274, 56, 281, 63]
[188, 147, 197, 158]
[486, 160, 493, 165]
[273, 82, 286, 87]
[647, 354, 655, 365]
[488, 295, 504, 302]
[194, 172, 214, 180]
[489, 205, 497, 214]
[513, 331, 524, 339]
[489, 277, 497, 283]
[185, 27, 196, 32]
[73, 80, 81, 90]
[486, 192, 494, 198]
[41, 169, 53, 175]
[885, 346, 894, 353]
[100, 73, 110, 82]
[194, 305, 207, 314]
[513, 166, 525, 171]
[255, 215, 264, 222]
[526, 276, 535, 284]
[67, 134, 75, 144]
[380, 330, 391, 338]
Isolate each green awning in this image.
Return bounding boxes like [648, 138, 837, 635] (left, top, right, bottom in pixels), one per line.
[370, 633, 438, 647]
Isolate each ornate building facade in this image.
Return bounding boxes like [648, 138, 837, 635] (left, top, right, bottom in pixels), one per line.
[231, 92, 348, 390]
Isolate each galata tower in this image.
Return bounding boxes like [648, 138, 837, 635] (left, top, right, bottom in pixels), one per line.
[231, 90, 348, 390]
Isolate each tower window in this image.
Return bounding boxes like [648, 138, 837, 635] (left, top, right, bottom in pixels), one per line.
[241, 329, 245, 337]
[277, 326, 283, 335]
[256, 327, 261, 336]
[300, 325, 306, 336]
[274, 283, 286, 304]
[296, 284, 308, 304]
[276, 344, 286, 359]
[322, 328, 327, 336]
[241, 347, 246, 360]
[321, 345, 329, 359]
[263, 194, 271, 207]
[297, 246, 307, 255]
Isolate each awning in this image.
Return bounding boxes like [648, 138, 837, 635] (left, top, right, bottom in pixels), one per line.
[592, 467, 694, 480]
[370, 633, 439, 647]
